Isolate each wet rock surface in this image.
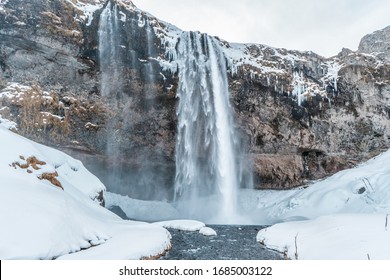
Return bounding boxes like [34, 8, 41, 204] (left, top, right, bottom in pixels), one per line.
[161, 225, 284, 260]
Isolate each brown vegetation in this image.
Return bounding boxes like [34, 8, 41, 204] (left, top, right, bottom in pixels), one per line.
[11, 155, 63, 190]
[39, 172, 64, 190]
[12, 156, 46, 170]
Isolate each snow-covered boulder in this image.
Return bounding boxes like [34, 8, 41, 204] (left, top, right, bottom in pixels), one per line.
[153, 220, 206, 231]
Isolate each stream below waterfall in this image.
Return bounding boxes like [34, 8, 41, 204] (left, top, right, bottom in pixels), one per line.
[160, 225, 284, 260]
[109, 206, 283, 259]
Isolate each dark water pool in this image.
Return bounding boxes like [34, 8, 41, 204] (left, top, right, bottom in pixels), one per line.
[160, 225, 284, 260]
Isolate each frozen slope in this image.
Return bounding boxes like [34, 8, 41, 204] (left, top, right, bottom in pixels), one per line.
[239, 149, 390, 224]
[254, 149, 390, 259]
[257, 214, 390, 260]
[0, 124, 170, 259]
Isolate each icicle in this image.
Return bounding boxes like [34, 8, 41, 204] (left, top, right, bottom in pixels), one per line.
[292, 71, 306, 106]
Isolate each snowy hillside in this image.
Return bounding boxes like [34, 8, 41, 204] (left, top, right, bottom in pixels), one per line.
[251, 149, 390, 259]
[257, 214, 390, 260]
[240, 148, 390, 224]
[0, 122, 171, 259]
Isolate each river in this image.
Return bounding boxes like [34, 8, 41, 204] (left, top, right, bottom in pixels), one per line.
[160, 225, 284, 260]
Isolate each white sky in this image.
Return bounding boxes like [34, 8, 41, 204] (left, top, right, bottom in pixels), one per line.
[131, 0, 390, 57]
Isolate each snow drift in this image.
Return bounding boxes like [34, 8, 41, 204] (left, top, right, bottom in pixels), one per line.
[0, 123, 171, 259]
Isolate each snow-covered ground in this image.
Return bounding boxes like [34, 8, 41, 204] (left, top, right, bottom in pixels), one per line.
[252, 149, 390, 259]
[257, 214, 390, 260]
[0, 123, 171, 260]
[106, 147, 390, 259]
[105, 192, 180, 222]
[241, 149, 390, 224]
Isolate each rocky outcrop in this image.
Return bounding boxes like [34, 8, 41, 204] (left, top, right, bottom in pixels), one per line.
[1, 0, 389, 195]
[359, 25, 390, 62]
[224, 37, 390, 188]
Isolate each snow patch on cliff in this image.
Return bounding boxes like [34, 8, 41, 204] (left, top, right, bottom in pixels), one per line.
[0, 83, 35, 99]
[0, 0, 8, 12]
[223, 43, 286, 76]
[0, 83, 56, 109]
[64, 0, 104, 26]
[291, 71, 328, 105]
[152, 21, 181, 74]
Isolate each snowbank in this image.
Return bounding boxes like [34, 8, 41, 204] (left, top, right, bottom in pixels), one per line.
[0, 126, 171, 259]
[105, 192, 180, 222]
[0, 119, 105, 202]
[253, 149, 390, 259]
[239, 149, 390, 225]
[0, 115, 16, 130]
[257, 214, 390, 260]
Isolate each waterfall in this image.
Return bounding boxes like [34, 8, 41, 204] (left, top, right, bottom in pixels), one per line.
[98, 1, 124, 181]
[97, 4, 251, 221]
[144, 18, 155, 85]
[146, 18, 154, 59]
[98, 2, 122, 97]
[144, 18, 159, 103]
[174, 32, 246, 223]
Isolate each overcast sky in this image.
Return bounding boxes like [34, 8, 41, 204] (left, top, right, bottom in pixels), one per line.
[131, 0, 390, 57]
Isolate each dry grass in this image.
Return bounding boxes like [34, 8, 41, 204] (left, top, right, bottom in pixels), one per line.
[11, 155, 63, 190]
[39, 172, 64, 190]
[12, 156, 46, 170]
[41, 3, 83, 44]
[10, 84, 71, 140]
[3, 82, 108, 148]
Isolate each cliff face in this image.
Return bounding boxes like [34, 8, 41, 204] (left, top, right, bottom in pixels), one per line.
[359, 25, 390, 62]
[1, 0, 389, 197]
[228, 42, 390, 188]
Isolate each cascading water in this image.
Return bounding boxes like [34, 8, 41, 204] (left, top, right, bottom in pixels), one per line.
[98, 1, 122, 97]
[98, 1, 124, 184]
[144, 18, 156, 87]
[174, 32, 248, 223]
[96, 2, 174, 202]
[96, 4, 252, 222]
[145, 18, 154, 59]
